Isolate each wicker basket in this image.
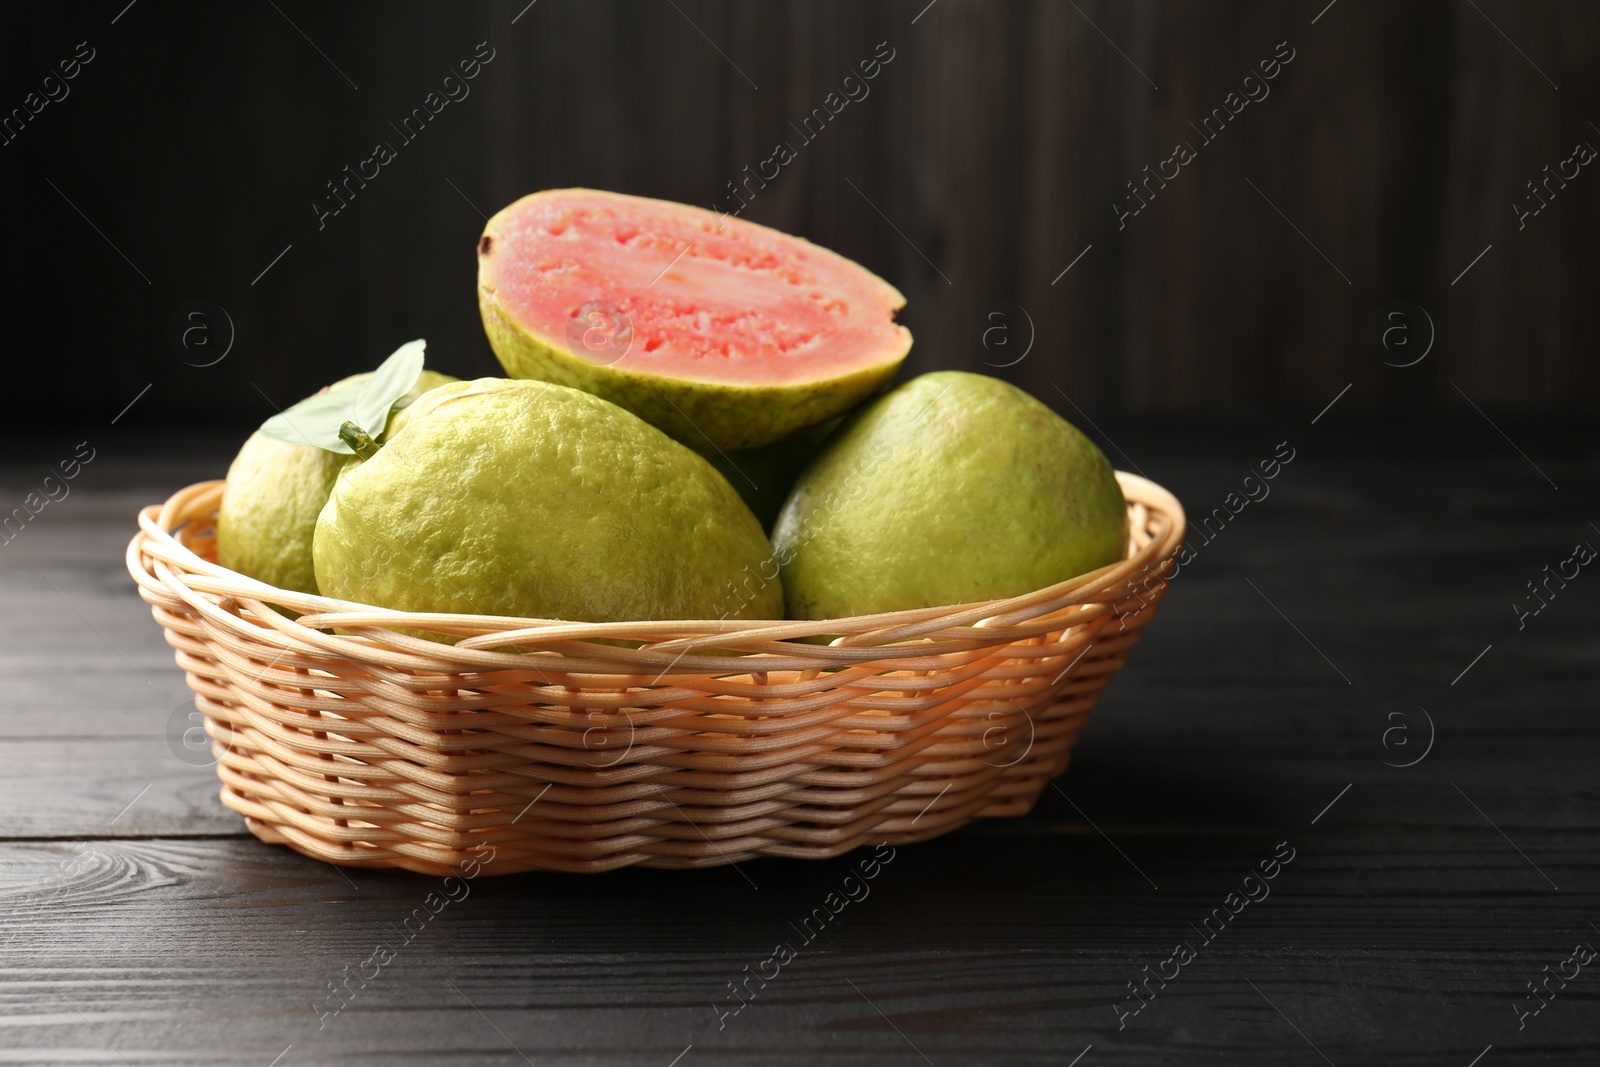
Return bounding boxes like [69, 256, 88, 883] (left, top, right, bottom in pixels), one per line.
[126, 473, 1184, 876]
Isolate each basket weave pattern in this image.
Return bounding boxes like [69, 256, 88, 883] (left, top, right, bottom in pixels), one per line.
[127, 473, 1184, 876]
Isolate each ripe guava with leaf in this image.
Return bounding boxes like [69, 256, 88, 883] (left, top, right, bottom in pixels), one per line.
[313, 377, 783, 624]
[216, 341, 455, 595]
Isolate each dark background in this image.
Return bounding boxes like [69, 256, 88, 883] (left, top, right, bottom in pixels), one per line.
[3, 0, 1597, 434]
[5, 5, 1600, 1064]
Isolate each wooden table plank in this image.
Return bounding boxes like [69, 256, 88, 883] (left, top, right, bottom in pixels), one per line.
[2, 427, 1596, 1063]
[0, 832, 1594, 1064]
[0, 740, 239, 839]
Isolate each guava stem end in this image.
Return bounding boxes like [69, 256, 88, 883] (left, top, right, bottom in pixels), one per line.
[339, 421, 381, 460]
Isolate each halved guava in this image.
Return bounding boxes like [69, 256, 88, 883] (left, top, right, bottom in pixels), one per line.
[477, 188, 912, 451]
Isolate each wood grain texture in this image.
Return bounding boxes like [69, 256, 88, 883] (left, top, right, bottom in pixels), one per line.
[2, 426, 1598, 1060]
[2, 1, 1597, 429]
[0, 833, 1595, 1064]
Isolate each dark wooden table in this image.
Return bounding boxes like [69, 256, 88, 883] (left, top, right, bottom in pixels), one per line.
[3, 418, 1596, 1066]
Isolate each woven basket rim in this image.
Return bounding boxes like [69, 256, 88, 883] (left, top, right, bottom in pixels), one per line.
[129, 472, 1185, 873]
[129, 471, 1184, 651]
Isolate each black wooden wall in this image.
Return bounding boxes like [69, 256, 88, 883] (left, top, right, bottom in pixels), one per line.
[3, 0, 1596, 427]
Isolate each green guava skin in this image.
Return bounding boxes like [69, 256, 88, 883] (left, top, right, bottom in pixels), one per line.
[475, 193, 911, 454]
[773, 371, 1130, 620]
[479, 290, 905, 454]
[216, 370, 457, 595]
[705, 417, 844, 534]
[313, 378, 785, 624]
[217, 437, 345, 595]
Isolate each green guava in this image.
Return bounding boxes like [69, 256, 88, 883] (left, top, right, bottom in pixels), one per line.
[476, 189, 911, 452]
[216, 370, 456, 594]
[773, 371, 1129, 619]
[705, 417, 843, 534]
[312, 378, 784, 624]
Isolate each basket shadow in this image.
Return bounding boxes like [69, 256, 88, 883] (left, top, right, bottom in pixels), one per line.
[303, 749, 1283, 959]
[1023, 750, 1287, 834]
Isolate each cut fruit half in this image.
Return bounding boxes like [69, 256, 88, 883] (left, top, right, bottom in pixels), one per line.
[477, 188, 912, 451]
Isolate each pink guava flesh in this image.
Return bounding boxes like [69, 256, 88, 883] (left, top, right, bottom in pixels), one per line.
[479, 190, 909, 386]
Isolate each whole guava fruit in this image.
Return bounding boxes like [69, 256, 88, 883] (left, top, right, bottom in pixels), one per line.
[312, 378, 784, 624]
[704, 417, 843, 534]
[217, 370, 456, 594]
[773, 371, 1129, 619]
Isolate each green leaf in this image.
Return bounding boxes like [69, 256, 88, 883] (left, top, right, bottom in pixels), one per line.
[350, 339, 426, 447]
[257, 340, 427, 454]
[255, 378, 366, 450]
